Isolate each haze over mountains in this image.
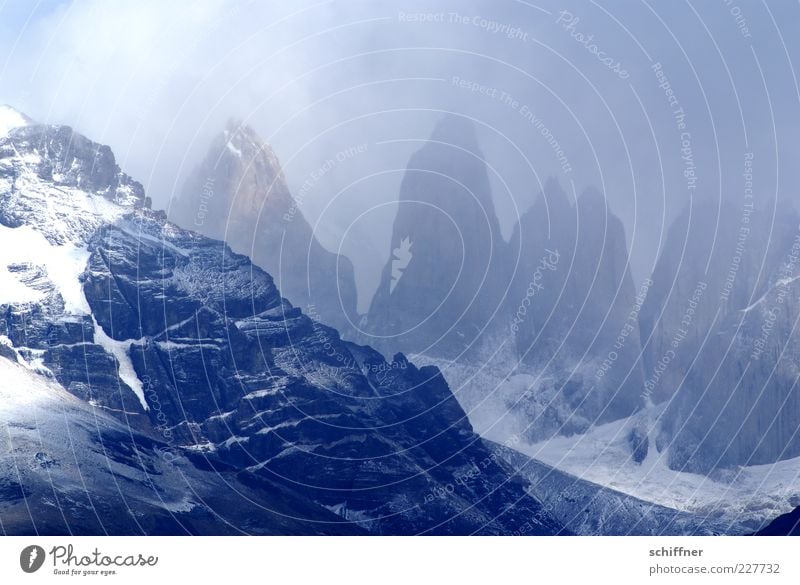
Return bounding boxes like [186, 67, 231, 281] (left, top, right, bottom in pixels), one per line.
[0, 106, 571, 535]
[1, 102, 799, 534]
[2, 0, 800, 542]
[171, 110, 800, 499]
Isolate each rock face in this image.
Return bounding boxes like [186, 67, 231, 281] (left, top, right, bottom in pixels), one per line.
[0, 109, 563, 535]
[0, 349, 363, 536]
[0, 124, 149, 238]
[170, 121, 358, 336]
[639, 198, 797, 403]
[81, 213, 560, 534]
[659, 232, 800, 472]
[365, 115, 508, 358]
[500, 180, 644, 439]
[640, 197, 800, 472]
[0, 119, 153, 430]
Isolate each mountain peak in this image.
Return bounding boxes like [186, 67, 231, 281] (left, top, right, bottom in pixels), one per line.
[365, 112, 506, 358]
[170, 118, 359, 334]
[0, 122, 147, 246]
[214, 120, 288, 197]
[222, 119, 263, 156]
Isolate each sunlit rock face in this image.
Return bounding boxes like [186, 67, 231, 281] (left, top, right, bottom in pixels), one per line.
[171, 121, 358, 335]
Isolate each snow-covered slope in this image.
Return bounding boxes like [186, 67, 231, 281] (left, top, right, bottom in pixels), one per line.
[0, 115, 139, 244]
[415, 351, 800, 533]
[490, 441, 728, 535]
[0, 344, 361, 535]
[0, 223, 90, 311]
[516, 410, 800, 533]
[0, 110, 142, 312]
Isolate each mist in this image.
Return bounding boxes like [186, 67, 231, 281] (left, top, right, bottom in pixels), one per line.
[1, 0, 798, 311]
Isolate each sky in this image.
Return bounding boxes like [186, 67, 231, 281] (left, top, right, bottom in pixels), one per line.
[1, 0, 799, 311]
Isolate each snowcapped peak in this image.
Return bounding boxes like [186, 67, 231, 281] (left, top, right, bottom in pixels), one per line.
[0, 104, 32, 138]
[0, 123, 148, 237]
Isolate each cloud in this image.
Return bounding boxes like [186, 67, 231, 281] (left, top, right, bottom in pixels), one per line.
[1, 0, 798, 309]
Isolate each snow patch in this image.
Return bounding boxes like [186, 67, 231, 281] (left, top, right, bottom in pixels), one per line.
[156, 340, 219, 351]
[0, 352, 78, 414]
[162, 496, 196, 513]
[0, 223, 90, 313]
[226, 139, 243, 158]
[90, 316, 148, 410]
[116, 223, 190, 257]
[322, 502, 377, 531]
[516, 413, 800, 530]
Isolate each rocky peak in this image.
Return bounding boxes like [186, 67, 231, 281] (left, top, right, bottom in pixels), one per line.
[503, 180, 643, 439]
[365, 115, 508, 358]
[577, 186, 608, 214]
[171, 120, 359, 335]
[5, 124, 147, 206]
[0, 107, 564, 535]
[223, 120, 292, 208]
[0, 113, 148, 245]
[510, 177, 573, 249]
[181, 120, 292, 241]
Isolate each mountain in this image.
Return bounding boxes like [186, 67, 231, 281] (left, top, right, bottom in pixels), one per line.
[502, 181, 644, 439]
[638, 197, 800, 472]
[363, 120, 642, 442]
[365, 115, 509, 359]
[0, 104, 32, 136]
[0, 108, 563, 535]
[169, 120, 358, 336]
[659, 236, 800, 472]
[0, 345, 363, 535]
[433, 181, 644, 444]
[639, 198, 797, 403]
